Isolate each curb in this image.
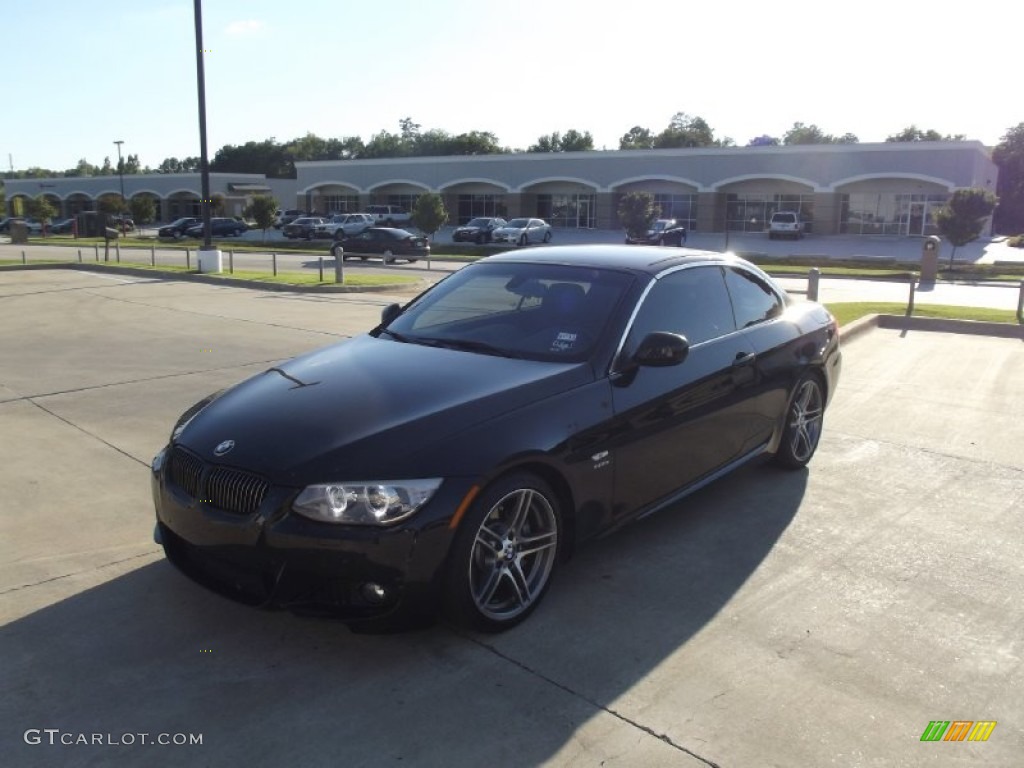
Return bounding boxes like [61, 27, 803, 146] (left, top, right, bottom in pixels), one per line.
[841, 314, 1023, 344]
[0, 262, 428, 294]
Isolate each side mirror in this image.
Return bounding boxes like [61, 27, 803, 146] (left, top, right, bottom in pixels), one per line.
[380, 303, 401, 326]
[634, 332, 689, 367]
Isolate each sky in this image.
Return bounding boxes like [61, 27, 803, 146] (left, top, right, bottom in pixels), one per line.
[2, 0, 1021, 173]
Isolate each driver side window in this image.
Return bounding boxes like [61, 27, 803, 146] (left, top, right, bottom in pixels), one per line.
[626, 267, 735, 349]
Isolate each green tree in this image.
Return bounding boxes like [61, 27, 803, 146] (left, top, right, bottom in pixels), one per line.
[27, 195, 57, 235]
[243, 194, 278, 243]
[617, 191, 660, 239]
[559, 129, 594, 152]
[123, 154, 142, 174]
[992, 122, 1024, 234]
[619, 126, 655, 150]
[783, 122, 858, 145]
[129, 196, 156, 225]
[886, 125, 965, 142]
[211, 140, 292, 178]
[211, 193, 226, 216]
[157, 156, 200, 173]
[100, 156, 114, 175]
[528, 132, 561, 152]
[653, 113, 717, 148]
[934, 188, 998, 267]
[411, 192, 448, 241]
[97, 194, 126, 215]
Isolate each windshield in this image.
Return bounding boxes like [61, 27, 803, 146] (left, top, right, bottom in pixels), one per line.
[506, 218, 528, 228]
[466, 218, 491, 227]
[379, 262, 633, 362]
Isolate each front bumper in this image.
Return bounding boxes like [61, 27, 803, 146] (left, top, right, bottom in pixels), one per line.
[151, 445, 471, 627]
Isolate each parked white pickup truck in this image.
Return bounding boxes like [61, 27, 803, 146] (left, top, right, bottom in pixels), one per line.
[365, 205, 413, 227]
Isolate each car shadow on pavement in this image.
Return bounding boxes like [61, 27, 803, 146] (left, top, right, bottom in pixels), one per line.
[1, 462, 805, 767]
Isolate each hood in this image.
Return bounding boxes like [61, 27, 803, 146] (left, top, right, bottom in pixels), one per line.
[175, 334, 592, 482]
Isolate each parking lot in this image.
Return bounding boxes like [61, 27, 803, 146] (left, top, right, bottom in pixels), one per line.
[1, 269, 1021, 767]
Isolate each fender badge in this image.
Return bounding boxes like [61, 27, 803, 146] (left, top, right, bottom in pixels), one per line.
[213, 439, 235, 457]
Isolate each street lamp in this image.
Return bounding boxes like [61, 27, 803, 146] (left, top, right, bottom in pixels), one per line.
[113, 139, 126, 233]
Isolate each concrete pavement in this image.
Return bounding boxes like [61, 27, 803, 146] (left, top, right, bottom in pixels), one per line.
[1, 269, 1021, 767]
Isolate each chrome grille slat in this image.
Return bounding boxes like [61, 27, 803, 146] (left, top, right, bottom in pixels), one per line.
[169, 447, 204, 498]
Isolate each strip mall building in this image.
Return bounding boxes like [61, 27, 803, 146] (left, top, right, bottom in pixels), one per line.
[5, 141, 997, 237]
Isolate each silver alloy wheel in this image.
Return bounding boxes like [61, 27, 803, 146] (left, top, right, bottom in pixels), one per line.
[468, 488, 558, 622]
[787, 379, 824, 463]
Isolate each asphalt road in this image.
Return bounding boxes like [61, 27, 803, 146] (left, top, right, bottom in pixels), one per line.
[1, 270, 1021, 767]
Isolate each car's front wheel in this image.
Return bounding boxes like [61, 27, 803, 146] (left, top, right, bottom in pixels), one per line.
[518, 234, 528, 246]
[543, 231, 552, 243]
[774, 374, 825, 469]
[382, 249, 395, 264]
[444, 472, 561, 632]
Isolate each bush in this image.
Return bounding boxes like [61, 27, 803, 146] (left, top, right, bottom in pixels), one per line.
[1007, 234, 1024, 248]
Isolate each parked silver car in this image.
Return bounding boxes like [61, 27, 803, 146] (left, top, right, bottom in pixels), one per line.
[491, 218, 552, 246]
[315, 213, 374, 239]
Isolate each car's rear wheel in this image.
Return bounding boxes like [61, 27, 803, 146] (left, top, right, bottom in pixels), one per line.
[518, 234, 528, 246]
[476, 233, 485, 244]
[444, 472, 561, 632]
[543, 231, 551, 243]
[383, 249, 395, 264]
[774, 374, 825, 469]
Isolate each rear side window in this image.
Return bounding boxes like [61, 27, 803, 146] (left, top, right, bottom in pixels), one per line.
[724, 267, 784, 328]
[772, 213, 796, 223]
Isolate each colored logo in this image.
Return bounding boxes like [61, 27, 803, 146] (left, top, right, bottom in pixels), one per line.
[920, 721, 997, 742]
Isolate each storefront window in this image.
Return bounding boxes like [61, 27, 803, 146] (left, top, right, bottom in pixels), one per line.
[536, 194, 596, 228]
[839, 193, 948, 235]
[456, 194, 507, 224]
[726, 193, 815, 232]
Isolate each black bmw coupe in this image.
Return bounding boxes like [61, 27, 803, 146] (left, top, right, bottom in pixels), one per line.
[152, 245, 841, 632]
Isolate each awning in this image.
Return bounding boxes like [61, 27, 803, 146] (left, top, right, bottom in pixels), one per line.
[227, 183, 272, 192]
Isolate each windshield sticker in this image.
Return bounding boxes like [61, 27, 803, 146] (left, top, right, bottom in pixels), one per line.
[551, 331, 577, 353]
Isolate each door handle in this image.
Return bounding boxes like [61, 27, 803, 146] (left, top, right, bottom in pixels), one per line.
[732, 351, 756, 367]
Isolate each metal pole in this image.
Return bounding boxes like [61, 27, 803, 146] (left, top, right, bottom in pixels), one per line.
[272, 253, 277, 276]
[334, 249, 344, 284]
[151, 245, 155, 266]
[318, 256, 323, 282]
[114, 140, 126, 234]
[78, 249, 82, 263]
[1017, 280, 1023, 324]
[807, 267, 820, 302]
[94, 244, 99, 261]
[115, 241, 120, 262]
[21, 250, 26, 264]
[193, 0, 212, 250]
[907, 273, 916, 316]
[186, 249, 191, 270]
[229, 250, 233, 274]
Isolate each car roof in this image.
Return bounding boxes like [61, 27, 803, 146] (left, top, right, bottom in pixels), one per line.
[483, 244, 754, 275]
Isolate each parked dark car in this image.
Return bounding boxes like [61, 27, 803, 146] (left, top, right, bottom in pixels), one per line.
[158, 217, 201, 239]
[111, 214, 135, 232]
[282, 217, 326, 239]
[49, 218, 75, 234]
[152, 245, 841, 633]
[452, 217, 507, 244]
[626, 218, 687, 246]
[184, 217, 248, 238]
[331, 227, 429, 263]
[274, 209, 306, 229]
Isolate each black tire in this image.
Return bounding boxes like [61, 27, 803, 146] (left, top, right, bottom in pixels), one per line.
[518, 234, 528, 246]
[773, 374, 825, 469]
[382, 249, 395, 264]
[543, 231, 551, 243]
[443, 472, 562, 632]
[476, 233, 485, 245]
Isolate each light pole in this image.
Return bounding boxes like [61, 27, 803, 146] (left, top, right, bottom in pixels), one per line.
[113, 139, 126, 233]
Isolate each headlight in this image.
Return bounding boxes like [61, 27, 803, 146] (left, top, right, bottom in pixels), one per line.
[292, 479, 442, 525]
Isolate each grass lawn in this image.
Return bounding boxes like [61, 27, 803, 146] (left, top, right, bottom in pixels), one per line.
[825, 302, 1019, 327]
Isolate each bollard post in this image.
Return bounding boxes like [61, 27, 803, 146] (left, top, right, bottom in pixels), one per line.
[1017, 280, 1023, 324]
[229, 250, 234, 274]
[318, 256, 324, 282]
[186, 249, 191, 270]
[94, 244, 99, 261]
[151, 245, 155, 266]
[22, 250, 26, 264]
[807, 267, 820, 302]
[115, 241, 120, 262]
[334, 248, 344, 284]
[78, 248, 82, 263]
[907, 273, 916, 316]
[273, 253, 277, 276]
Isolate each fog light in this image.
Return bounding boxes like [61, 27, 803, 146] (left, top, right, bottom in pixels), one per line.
[360, 582, 388, 604]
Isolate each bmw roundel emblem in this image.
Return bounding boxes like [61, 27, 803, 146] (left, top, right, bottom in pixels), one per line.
[213, 439, 235, 457]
